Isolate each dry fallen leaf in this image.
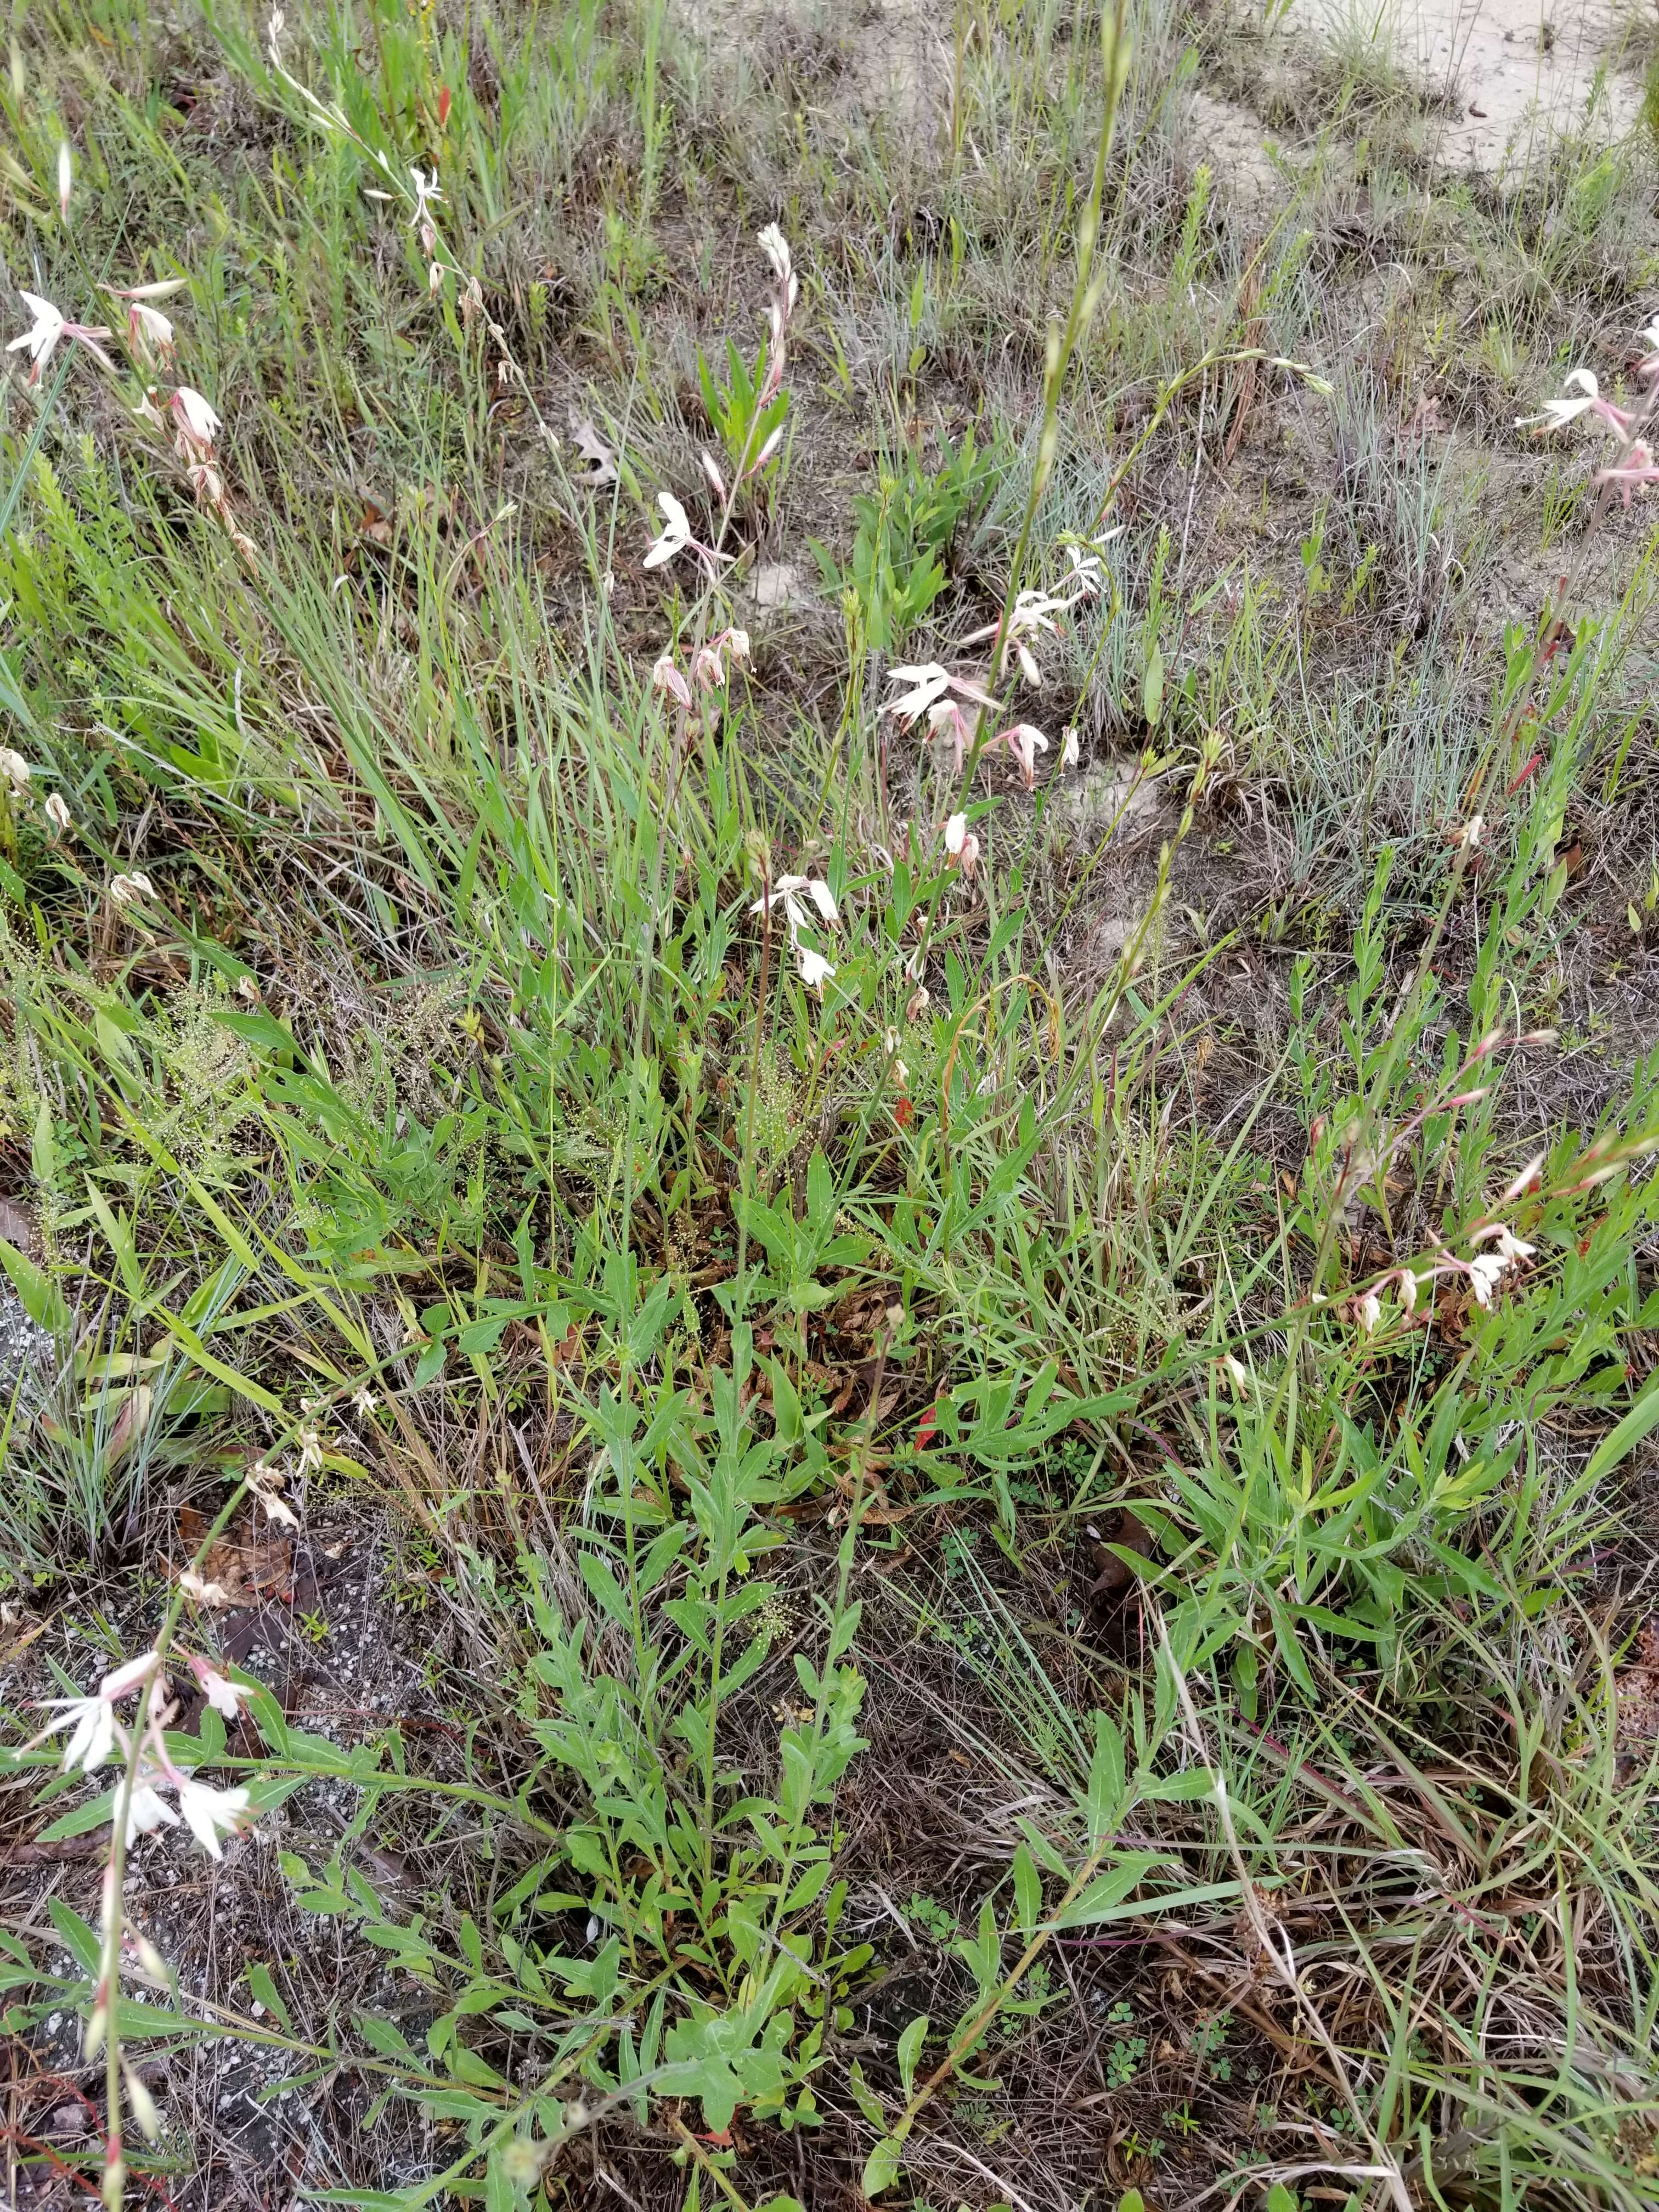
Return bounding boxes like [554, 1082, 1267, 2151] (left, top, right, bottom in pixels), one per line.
[570, 416, 617, 489]
[174, 1506, 294, 1608]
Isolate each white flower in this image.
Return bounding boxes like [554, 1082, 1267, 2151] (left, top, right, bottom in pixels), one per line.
[1222, 1354, 1251, 1395]
[782, 873, 837, 923]
[1515, 368, 1602, 431]
[1060, 727, 1080, 771]
[352, 1384, 379, 1417]
[1467, 1254, 1506, 1308]
[944, 811, 980, 883]
[100, 1651, 161, 1700]
[409, 166, 443, 252]
[1459, 815, 1483, 851]
[294, 1423, 324, 1476]
[188, 1660, 245, 1719]
[32, 1696, 117, 1774]
[884, 663, 952, 721]
[109, 871, 156, 907]
[124, 1782, 179, 1844]
[751, 874, 838, 936]
[44, 791, 71, 833]
[642, 490, 691, 571]
[1357, 1291, 1381, 1331]
[1397, 1268, 1420, 1316]
[0, 747, 31, 794]
[1492, 1227, 1534, 1264]
[8, 291, 65, 376]
[1062, 544, 1108, 598]
[177, 1779, 251, 1859]
[168, 387, 219, 455]
[794, 944, 834, 994]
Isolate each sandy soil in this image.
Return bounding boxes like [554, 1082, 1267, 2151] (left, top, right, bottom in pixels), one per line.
[1280, 0, 1646, 171]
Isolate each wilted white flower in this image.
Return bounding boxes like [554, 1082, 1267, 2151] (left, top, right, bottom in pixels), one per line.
[944, 811, 980, 883]
[0, 747, 31, 794]
[177, 1779, 251, 1859]
[757, 223, 798, 314]
[1222, 1353, 1251, 1395]
[123, 300, 175, 365]
[642, 491, 691, 571]
[701, 449, 726, 503]
[44, 791, 72, 833]
[168, 386, 219, 455]
[996, 723, 1049, 789]
[109, 871, 157, 907]
[352, 1384, 379, 1417]
[1357, 1290, 1381, 1332]
[57, 142, 72, 223]
[1060, 727, 1080, 771]
[248, 1457, 301, 1528]
[691, 627, 751, 691]
[294, 1423, 325, 1476]
[1459, 815, 1483, 851]
[652, 653, 692, 709]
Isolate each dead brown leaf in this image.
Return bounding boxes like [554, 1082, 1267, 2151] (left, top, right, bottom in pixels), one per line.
[173, 1506, 294, 1609]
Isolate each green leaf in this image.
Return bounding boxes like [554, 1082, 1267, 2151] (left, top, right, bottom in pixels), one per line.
[847, 2059, 886, 2129]
[1054, 1872, 1243, 1932]
[1143, 641, 1164, 727]
[861, 2137, 903, 2198]
[47, 1900, 101, 1978]
[896, 2013, 928, 2102]
[0, 1234, 64, 1333]
[1084, 1712, 1126, 1842]
[1585, 1370, 1659, 1483]
[39, 1790, 121, 1843]
[247, 1963, 291, 2029]
[1011, 1842, 1041, 1938]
